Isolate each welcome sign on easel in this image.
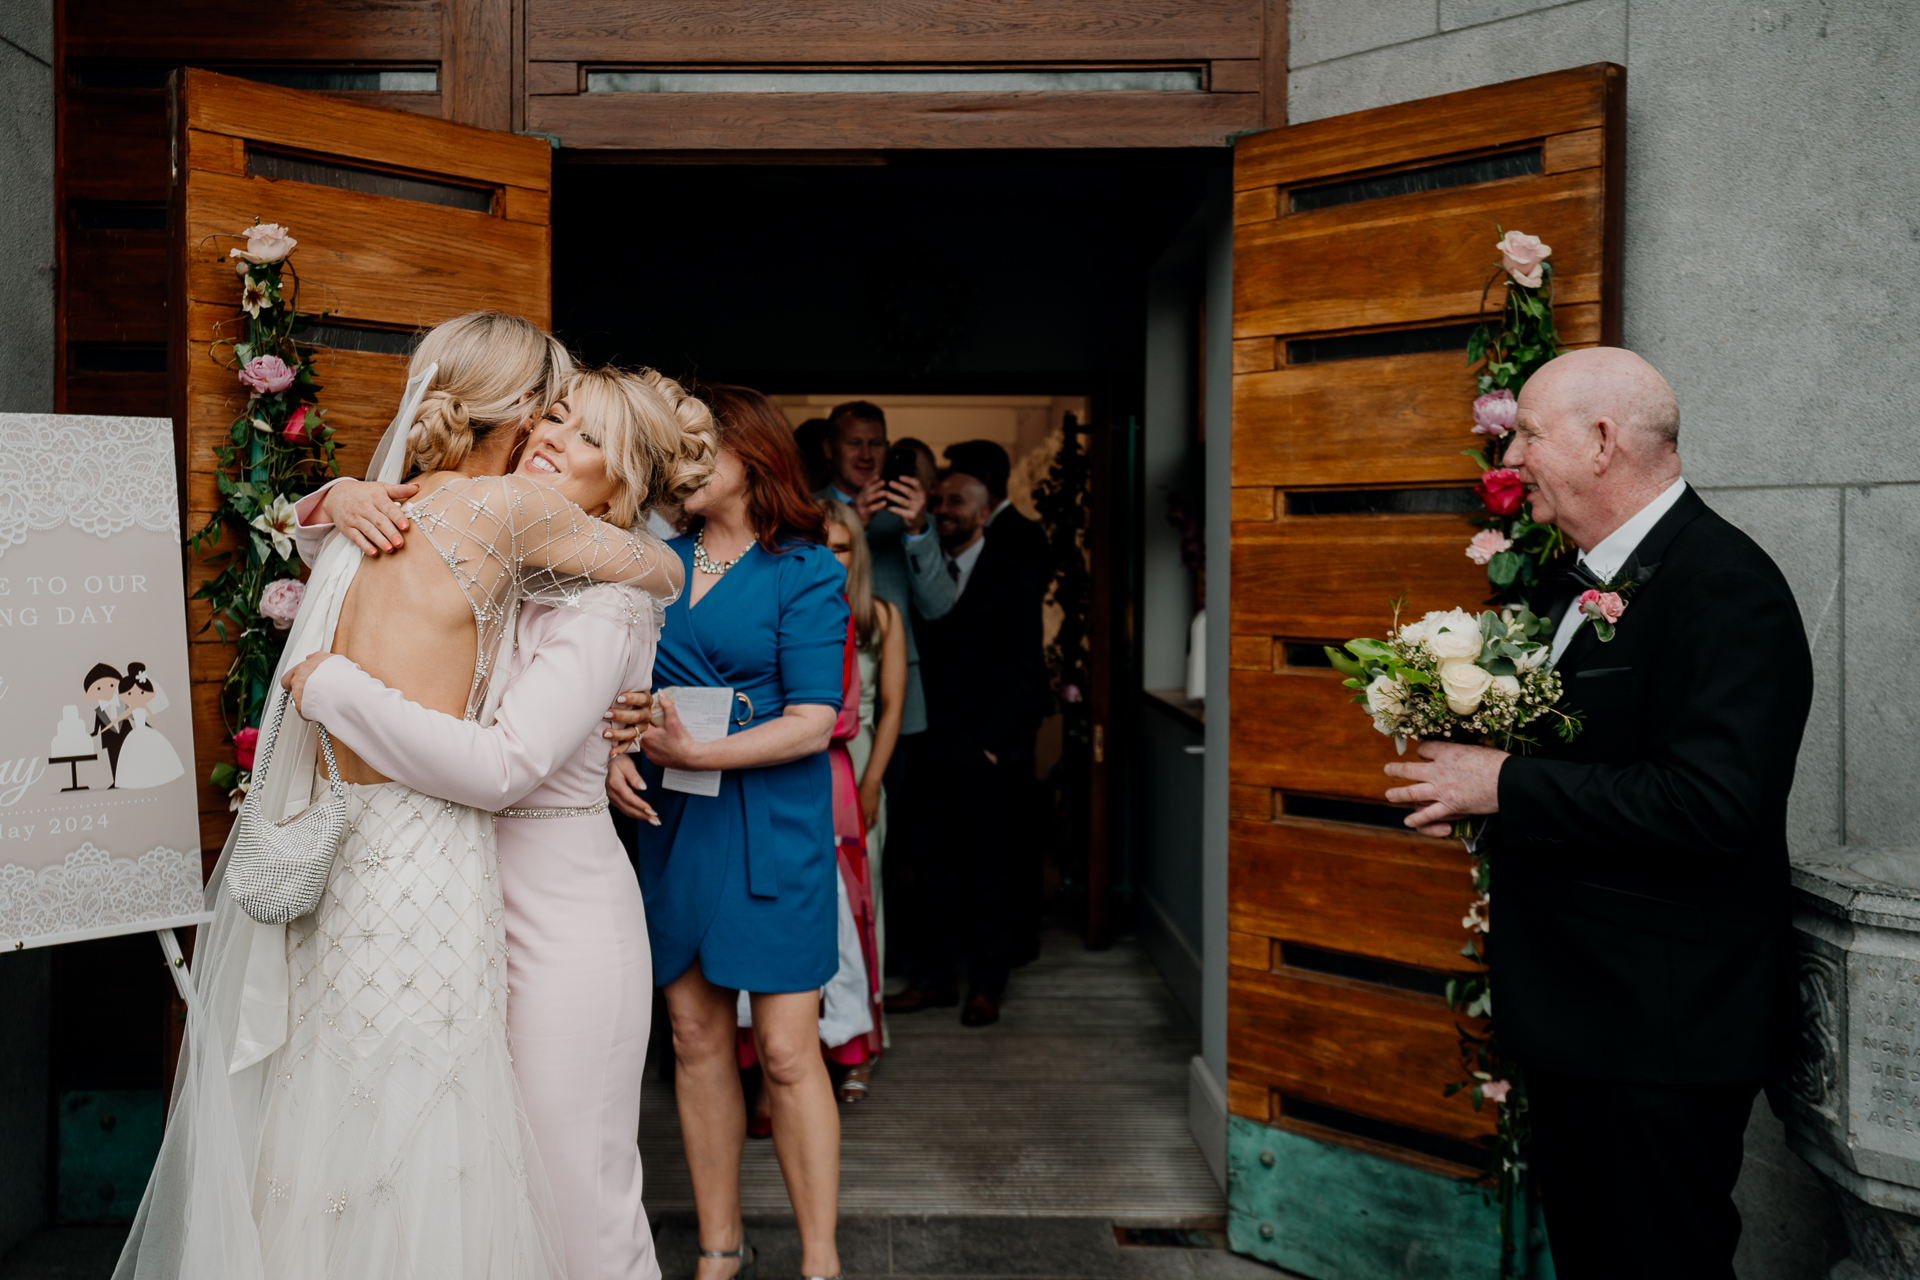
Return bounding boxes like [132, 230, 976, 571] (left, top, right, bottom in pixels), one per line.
[0, 414, 208, 954]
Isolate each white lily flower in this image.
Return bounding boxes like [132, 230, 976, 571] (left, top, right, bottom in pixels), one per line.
[250, 493, 299, 560]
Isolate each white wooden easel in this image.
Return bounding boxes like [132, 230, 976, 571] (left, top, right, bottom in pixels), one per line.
[155, 928, 194, 1004]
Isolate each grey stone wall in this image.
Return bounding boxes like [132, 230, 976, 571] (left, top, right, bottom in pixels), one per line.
[0, 0, 54, 411]
[1281, 2, 1920, 1275]
[0, 0, 55, 1256]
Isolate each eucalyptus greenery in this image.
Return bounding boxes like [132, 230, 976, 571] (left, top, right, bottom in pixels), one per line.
[187, 227, 338, 796]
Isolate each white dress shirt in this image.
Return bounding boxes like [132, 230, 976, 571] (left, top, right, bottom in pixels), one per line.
[1548, 477, 1688, 666]
[945, 535, 987, 598]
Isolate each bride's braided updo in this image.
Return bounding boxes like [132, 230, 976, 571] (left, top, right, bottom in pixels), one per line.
[404, 311, 572, 478]
[560, 366, 717, 530]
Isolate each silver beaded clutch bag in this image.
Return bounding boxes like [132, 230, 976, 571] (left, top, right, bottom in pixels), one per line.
[226, 690, 349, 925]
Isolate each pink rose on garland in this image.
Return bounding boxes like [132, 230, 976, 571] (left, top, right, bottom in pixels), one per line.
[228, 222, 297, 266]
[239, 354, 294, 395]
[258, 577, 305, 629]
[282, 404, 310, 442]
[233, 726, 259, 772]
[1481, 1079, 1512, 1105]
[1059, 683, 1083, 704]
[1472, 389, 1517, 437]
[1496, 230, 1551, 289]
[1465, 529, 1513, 565]
[1578, 588, 1626, 624]
[1474, 468, 1525, 517]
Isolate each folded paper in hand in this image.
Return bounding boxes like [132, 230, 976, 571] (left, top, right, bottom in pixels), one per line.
[658, 686, 733, 797]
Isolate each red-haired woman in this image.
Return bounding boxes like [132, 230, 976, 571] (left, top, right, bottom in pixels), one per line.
[608, 385, 847, 1280]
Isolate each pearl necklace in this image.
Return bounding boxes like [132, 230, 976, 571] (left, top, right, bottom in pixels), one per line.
[693, 529, 745, 576]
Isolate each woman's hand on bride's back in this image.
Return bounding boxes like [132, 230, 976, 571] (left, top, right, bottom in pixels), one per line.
[280, 652, 336, 716]
[323, 478, 420, 557]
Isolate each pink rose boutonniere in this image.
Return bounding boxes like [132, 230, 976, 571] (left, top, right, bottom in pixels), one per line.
[1577, 588, 1628, 642]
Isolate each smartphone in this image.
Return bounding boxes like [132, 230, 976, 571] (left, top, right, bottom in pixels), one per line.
[881, 444, 920, 486]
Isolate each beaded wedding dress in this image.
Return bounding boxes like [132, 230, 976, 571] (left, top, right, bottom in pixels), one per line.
[115, 370, 678, 1280]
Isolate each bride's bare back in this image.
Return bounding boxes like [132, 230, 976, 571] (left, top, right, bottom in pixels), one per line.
[327, 471, 680, 784]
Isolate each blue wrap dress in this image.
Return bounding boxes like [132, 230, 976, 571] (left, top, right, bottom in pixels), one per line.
[631, 534, 847, 993]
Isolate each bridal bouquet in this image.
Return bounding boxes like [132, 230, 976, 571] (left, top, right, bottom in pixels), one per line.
[1325, 604, 1577, 755]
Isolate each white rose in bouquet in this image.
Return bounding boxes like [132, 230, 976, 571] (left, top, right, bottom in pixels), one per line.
[1396, 616, 1433, 647]
[1441, 662, 1493, 714]
[1426, 610, 1483, 667]
[1365, 673, 1409, 718]
[1514, 644, 1550, 673]
[1489, 674, 1522, 700]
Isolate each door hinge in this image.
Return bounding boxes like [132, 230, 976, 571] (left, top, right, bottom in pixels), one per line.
[1093, 724, 1106, 764]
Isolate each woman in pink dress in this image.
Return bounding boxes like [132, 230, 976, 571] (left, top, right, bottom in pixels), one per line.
[283, 366, 716, 1280]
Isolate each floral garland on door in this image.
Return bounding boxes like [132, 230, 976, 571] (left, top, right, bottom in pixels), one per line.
[1445, 230, 1568, 1276]
[185, 223, 338, 808]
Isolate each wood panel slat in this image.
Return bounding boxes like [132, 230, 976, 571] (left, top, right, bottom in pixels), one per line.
[529, 0, 1263, 60]
[182, 172, 550, 329]
[1543, 127, 1604, 173]
[1210, 60, 1261, 94]
[529, 91, 1264, 151]
[1228, 784, 1272, 820]
[1233, 305, 1600, 490]
[1226, 1078, 1272, 1121]
[1229, 930, 1273, 970]
[1233, 64, 1612, 192]
[1229, 966, 1491, 1141]
[503, 186, 551, 225]
[66, 0, 439, 60]
[1227, 668, 1401, 800]
[1227, 634, 1272, 671]
[1231, 817, 1478, 973]
[179, 69, 549, 191]
[1228, 486, 1273, 521]
[65, 230, 168, 343]
[1231, 337, 1274, 373]
[64, 373, 168, 416]
[1230, 513, 1488, 642]
[1232, 188, 1276, 225]
[1234, 169, 1602, 339]
[61, 90, 168, 201]
[181, 304, 410, 478]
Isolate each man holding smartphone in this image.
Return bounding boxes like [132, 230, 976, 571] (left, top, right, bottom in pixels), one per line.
[815, 400, 957, 736]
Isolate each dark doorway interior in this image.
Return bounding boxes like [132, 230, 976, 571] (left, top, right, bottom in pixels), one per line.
[552, 152, 1220, 398]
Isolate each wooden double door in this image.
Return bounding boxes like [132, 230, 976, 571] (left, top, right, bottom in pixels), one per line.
[1222, 63, 1623, 1274]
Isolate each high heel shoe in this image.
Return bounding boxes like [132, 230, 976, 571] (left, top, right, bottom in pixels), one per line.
[699, 1240, 755, 1278]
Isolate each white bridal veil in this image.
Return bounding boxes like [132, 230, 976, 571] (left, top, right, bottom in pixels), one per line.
[112, 367, 437, 1280]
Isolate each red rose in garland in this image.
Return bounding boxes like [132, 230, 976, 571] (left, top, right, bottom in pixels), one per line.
[1475, 467, 1525, 516]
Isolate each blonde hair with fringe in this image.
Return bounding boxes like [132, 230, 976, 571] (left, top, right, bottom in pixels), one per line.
[404, 311, 573, 478]
[819, 497, 880, 648]
[562, 366, 718, 530]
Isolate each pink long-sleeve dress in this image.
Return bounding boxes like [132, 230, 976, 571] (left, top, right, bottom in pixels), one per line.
[299, 591, 662, 1280]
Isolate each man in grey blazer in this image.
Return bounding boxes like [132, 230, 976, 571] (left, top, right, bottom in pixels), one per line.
[812, 401, 956, 734]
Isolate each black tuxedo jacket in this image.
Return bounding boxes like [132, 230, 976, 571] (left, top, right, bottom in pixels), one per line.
[1492, 486, 1813, 1085]
[987, 504, 1050, 568]
[916, 541, 1045, 762]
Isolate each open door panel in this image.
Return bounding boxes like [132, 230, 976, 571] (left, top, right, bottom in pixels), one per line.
[1225, 64, 1624, 1273]
[169, 68, 552, 859]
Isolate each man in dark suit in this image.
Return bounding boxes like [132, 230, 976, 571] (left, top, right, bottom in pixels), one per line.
[886, 471, 1045, 1027]
[1384, 348, 1813, 1280]
[942, 439, 1050, 567]
[942, 438, 1053, 965]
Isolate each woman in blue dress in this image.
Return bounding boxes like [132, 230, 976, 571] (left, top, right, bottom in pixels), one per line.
[609, 385, 847, 1280]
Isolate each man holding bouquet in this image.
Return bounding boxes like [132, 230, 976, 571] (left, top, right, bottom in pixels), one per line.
[1384, 347, 1814, 1280]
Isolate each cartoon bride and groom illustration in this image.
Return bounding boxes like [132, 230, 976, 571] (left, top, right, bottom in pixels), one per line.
[81, 661, 184, 789]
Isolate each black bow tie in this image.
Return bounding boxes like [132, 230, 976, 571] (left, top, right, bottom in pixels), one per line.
[1563, 560, 1602, 590]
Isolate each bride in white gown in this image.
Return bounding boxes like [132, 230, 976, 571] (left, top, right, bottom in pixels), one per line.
[109, 665, 185, 789]
[115, 312, 682, 1280]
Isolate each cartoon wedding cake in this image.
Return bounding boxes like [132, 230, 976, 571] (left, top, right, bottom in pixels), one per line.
[50, 705, 97, 760]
